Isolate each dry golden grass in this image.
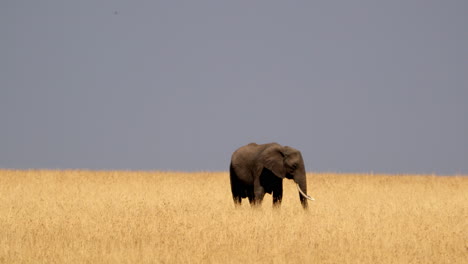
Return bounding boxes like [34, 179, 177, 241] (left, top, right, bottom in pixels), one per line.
[0, 170, 466, 263]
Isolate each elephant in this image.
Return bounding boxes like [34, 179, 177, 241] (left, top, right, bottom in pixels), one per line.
[229, 142, 314, 209]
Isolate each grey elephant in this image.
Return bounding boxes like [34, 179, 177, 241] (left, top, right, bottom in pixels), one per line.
[229, 142, 314, 209]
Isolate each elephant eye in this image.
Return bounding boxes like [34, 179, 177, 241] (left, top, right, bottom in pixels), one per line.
[292, 164, 298, 170]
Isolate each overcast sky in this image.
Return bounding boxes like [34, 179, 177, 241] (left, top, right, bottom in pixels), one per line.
[1, 1, 467, 174]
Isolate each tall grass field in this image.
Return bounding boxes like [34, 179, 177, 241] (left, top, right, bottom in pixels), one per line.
[0, 170, 466, 263]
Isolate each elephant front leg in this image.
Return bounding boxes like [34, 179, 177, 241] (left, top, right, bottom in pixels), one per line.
[272, 183, 283, 208]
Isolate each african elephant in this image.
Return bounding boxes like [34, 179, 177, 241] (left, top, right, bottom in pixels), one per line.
[229, 142, 314, 209]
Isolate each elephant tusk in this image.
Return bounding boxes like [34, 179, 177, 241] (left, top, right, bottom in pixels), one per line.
[296, 184, 315, 201]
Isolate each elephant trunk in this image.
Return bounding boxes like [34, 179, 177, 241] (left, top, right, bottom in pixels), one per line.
[294, 172, 314, 209]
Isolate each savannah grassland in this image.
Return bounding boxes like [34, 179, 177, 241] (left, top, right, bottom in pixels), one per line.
[0, 170, 466, 264]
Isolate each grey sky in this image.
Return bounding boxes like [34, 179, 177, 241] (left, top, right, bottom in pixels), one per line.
[1, 1, 467, 174]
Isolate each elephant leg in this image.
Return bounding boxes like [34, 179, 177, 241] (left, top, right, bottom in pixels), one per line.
[246, 186, 265, 207]
[247, 187, 255, 205]
[231, 183, 242, 206]
[251, 185, 265, 207]
[233, 194, 242, 206]
[272, 183, 283, 207]
[230, 180, 242, 206]
[230, 163, 243, 206]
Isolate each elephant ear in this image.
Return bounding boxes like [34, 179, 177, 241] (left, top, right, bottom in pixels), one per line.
[264, 147, 286, 179]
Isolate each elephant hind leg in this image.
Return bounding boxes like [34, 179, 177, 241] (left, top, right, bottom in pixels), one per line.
[249, 186, 265, 207]
[233, 195, 242, 206]
[231, 184, 243, 206]
[247, 189, 255, 205]
[230, 163, 243, 206]
[230, 181, 242, 205]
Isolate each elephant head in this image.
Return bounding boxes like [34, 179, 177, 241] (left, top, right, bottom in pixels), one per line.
[263, 145, 315, 208]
